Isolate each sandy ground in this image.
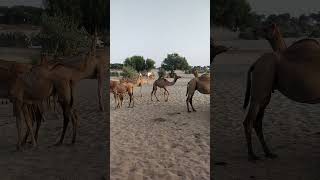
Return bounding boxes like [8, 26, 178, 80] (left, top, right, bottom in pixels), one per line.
[0, 56, 107, 180]
[212, 49, 320, 179]
[0, 80, 107, 180]
[110, 73, 210, 180]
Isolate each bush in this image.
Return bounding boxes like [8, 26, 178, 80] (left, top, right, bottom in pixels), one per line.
[122, 66, 138, 79]
[157, 68, 166, 78]
[39, 13, 91, 56]
[110, 71, 119, 77]
[0, 32, 29, 47]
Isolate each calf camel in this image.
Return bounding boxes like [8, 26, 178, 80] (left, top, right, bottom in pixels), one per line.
[113, 82, 134, 109]
[186, 70, 210, 112]
[243, 35, 320, 161]
[121, 76, 148, 97]
[151, 75, 181, 102]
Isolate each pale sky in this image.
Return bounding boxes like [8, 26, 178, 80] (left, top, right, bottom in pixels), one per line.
[110, 0, 210, 67]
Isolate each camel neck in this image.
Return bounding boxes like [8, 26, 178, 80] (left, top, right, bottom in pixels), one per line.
[270, 32, 287, 52]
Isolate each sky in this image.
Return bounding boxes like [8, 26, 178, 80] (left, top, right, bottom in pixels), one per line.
[247, 0, 320, 17]
[110, 0, 210, 67]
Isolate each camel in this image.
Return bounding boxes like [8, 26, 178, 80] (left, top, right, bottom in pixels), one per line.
[110, 80, 120, 104]
[0, 59, 47, 145]
[5, 52, 93, 149]
[257, 23, 320, 52]
[113, 82, 134, 109]
[49, 46, 108, 111]
[121, 76, 148, 97]
[186, 70, 210, 112]
[151, 75, 181, 102]
[242, 31, 320, 161]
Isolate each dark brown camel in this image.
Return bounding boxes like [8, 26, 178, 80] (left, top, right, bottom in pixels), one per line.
[151, 75, 181, 102]
[243, 26, 320, 161]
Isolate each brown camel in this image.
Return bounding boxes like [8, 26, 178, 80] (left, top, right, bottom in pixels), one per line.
[186, 70, 210, 112]
[151, 75, 181, 102]
[257, 23, 320, 52]
[242, 34, 320, 161]
[6, 52, 90, 149]
[113, 82, 134, 109]
[0, 59, 47, 146]
[121, 76, 148, 97]
[49, 46, 108, 111]
[110, 80, 120, 104]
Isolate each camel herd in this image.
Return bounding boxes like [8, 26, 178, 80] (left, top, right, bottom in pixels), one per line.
[110, 67, 212, 112]
[0, 45, 107, 150]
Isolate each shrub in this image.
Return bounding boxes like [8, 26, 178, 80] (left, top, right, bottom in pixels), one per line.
[122, 66, 138, 79]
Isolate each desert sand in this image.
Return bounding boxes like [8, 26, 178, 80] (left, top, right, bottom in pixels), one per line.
[212, 40, 320, 179]
[0, 50, 107, 179]
[110, 72, 210, 180]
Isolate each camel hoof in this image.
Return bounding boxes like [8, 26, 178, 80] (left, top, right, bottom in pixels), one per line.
[193, 109, 197, 112]
[265, 153, 278, 159]
[187, 111, 191, 113]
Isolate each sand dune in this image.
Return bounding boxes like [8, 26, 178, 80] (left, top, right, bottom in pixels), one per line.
[110, 74, 210, 180]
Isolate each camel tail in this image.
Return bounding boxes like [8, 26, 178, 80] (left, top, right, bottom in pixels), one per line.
[243, 64, 254, 109]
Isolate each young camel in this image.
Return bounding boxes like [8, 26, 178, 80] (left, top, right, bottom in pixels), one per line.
[186, 70, 210, 112]
[243, 35, 320, 161]
[113, 82, 134, 109]
[151, 75, 181, 102]
[121, 76, 148, 97]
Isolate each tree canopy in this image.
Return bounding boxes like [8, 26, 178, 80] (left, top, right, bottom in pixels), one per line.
[161, 53, 189, 72]
[123, 56, 156, 72]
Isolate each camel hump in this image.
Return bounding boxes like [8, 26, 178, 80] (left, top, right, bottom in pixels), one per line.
[198, 74, 210, 81]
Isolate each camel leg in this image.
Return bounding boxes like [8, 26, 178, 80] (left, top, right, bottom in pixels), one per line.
[140, 86, 142, 97]
[190, 94, 196, 112]
[186, 94, 191, 112]
[22, 105, 37, 148]
[164, 87, 169, 102]
[71, 109, 79, 144]
[56, 104, 71, 145]
[15, 104, 23, 150]
[151, 86, 155, 101]
[97, 71, 104, 112]
[254, 107, 277, 159]
[243, 103, 260, 161]
[153, 87, 160, 101]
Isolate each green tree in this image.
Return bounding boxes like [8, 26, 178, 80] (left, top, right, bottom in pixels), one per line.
[124, 56, 146, 72]
[44, 0, 109, 46]
[213, 0, 252, 31]
[145, 58, 156, 71]
[161, 53, 189, 74]
[39, 13, 90, 56]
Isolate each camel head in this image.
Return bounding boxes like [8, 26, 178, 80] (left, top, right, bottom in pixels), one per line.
[254, 23, 280, 41]
[174, 75, 181, 81]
